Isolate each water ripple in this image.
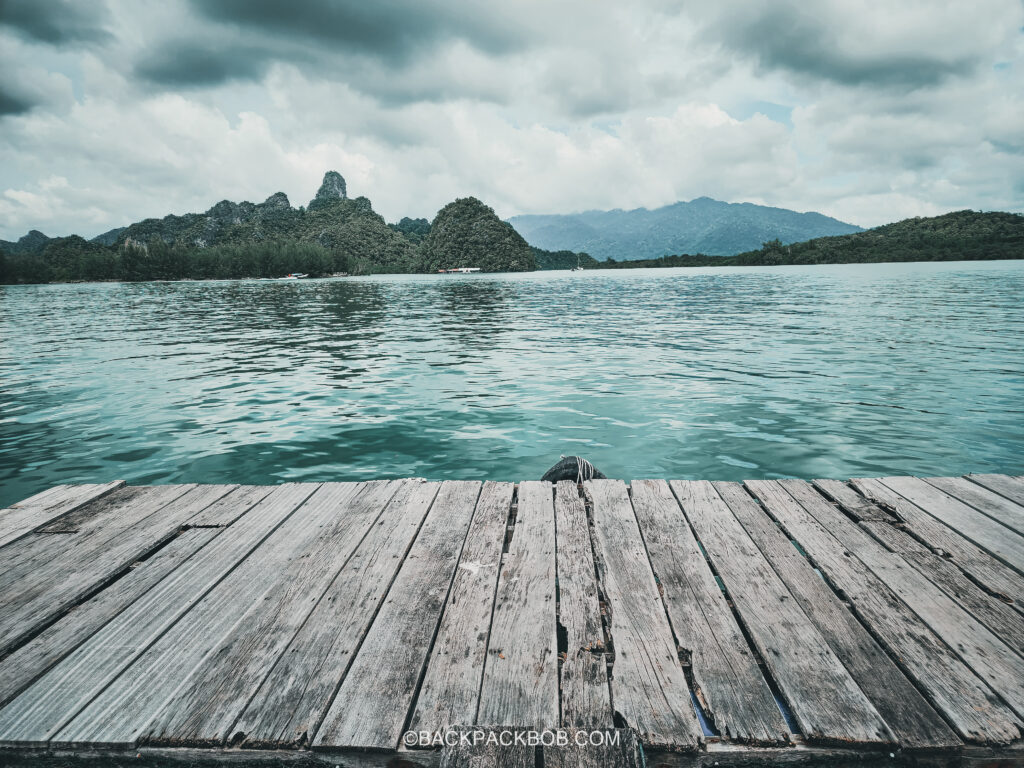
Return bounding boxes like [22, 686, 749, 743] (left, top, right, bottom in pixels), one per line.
[2, 261, 1024, 505]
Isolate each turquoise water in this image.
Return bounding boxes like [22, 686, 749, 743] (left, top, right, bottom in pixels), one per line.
[2, 261, 1023, 507]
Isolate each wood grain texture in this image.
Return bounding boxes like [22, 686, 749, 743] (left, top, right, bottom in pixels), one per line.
[186, 485, 276, 527]
[140, 480, 413, 747]
[858, 518, 1024, 656]
[672, 480, 886, 747]
[745, 479, 1021, 745]
[967, 474, 1024, 508]
[0, 482, 124, 549]
[877, 476, 1024, 573]
[0, 486, 186, 584]
[54, 482, 403, 748]
[778, 479, 1024, 721]
[0, 483, 318, 747]
[0, 527, 220, 708]
[233, 482, 447, 749]
[852, 477, 1024, 610]
[437, 727, 533, 768]
[925, 476, 1024, 537]
[543, 729, 644, 768]
[477, 481, 559, 730]
[552, 481, 611, 730]
[811, 479, 896, 523]
[634, 480, 788, 746]
[584, 479, 701, 751]
[713, 481, 959, 752]
[0, 484, 235, 657]
[410, 482, 514, 735]
[311, 480, 479, 751]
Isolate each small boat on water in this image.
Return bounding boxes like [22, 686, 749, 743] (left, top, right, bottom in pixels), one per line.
[572, 255, 585, 271]
[278, 273, 309, 280]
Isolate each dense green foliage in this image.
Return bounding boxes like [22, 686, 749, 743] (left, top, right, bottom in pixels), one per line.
[421, 198, 535, 272]
[3, 193, 1021, 284]
[388, 217, 431, 244]
[586, 210, 1024, 269]
[509, 196, 863, 260]
[1, 239, 348, 283]
[532, 247, 600, 270]
[0, 173, 536, 283]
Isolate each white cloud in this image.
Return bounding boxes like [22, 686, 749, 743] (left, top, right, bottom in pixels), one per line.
[1, 0, 1022, 240]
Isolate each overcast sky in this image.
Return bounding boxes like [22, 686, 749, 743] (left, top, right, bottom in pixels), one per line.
[1, 0, 1022, 241]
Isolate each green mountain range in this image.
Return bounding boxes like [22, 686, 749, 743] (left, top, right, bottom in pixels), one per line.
[0, 172, 534, 283]
[573, 209, 1024, 269]
[509, 198, 863, 260]
[2, 173, 1022, 284]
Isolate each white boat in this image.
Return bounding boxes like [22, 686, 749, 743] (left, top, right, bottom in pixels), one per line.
[278, 272, 309, 280]
[572, 255, 584, 271]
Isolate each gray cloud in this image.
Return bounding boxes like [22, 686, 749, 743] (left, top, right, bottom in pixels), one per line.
[130, 0, 536, 89]
[134, 41, 276, 86]
[0, 84, 34, 116]
[0, 0, 111, 45]
[708, 3, 983, 89]
[1, 0, 1022, 241]
[192, 0, 528, 57]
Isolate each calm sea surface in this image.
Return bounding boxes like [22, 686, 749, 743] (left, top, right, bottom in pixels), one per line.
[1, 261, 1023, 507]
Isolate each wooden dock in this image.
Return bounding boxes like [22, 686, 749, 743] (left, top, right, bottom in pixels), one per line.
[0, 474, 1022, 767]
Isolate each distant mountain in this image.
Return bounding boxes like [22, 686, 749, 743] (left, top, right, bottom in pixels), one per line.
[508, 197, 863, 259]
[90, 227, 126, 246]
[586, 210, 1024, 269]
[0, 229, 52, 255]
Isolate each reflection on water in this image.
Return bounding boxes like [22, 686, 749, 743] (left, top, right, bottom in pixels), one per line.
[1, 261, 1023, 506]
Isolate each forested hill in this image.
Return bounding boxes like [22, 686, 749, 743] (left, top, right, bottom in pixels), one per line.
[509, 197, 862, 260]
[586, 210, 1024, 269]
[0, 172, 535, 283]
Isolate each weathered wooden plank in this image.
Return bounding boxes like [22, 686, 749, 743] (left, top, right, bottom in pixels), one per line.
[671, 480, 885, 747]
[634, 480, 788, 746]
[0, 483, 319, 747]
[0, 486, 186, 582]
[0, 482, 124, 549]
[437, 727, 533, 768]
[878, 476, 1024, 573]
[0, 527, 220, 708]
[967, 474, 1024, 508]
[583, 479, 701, 751]
[811, 479, 896, 523]
[54, 481, 403, 748]
[142, 481, 413, 745]
[552, 481, 611, 730]
[925, 476, 1024, 537]
[852, 477, 1024, 608]
[0, 484, 233, 656]
[185, 485, 275, 527]
[713, 482, 959, 751]
[543, 729, 645, 768]
[858, 519, 1024, 656]
[410, 482, 514, 736]
[744, 479, 1021, 745]
[779, 479, 1024, 720]
[477, 481, 558, 730]
[818, 480, 1024, 654]
[234, 482, 460, 749]
[311, 480, 479, 750]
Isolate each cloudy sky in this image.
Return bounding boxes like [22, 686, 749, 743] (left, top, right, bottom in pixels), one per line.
[1, 0, 1022, 241]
